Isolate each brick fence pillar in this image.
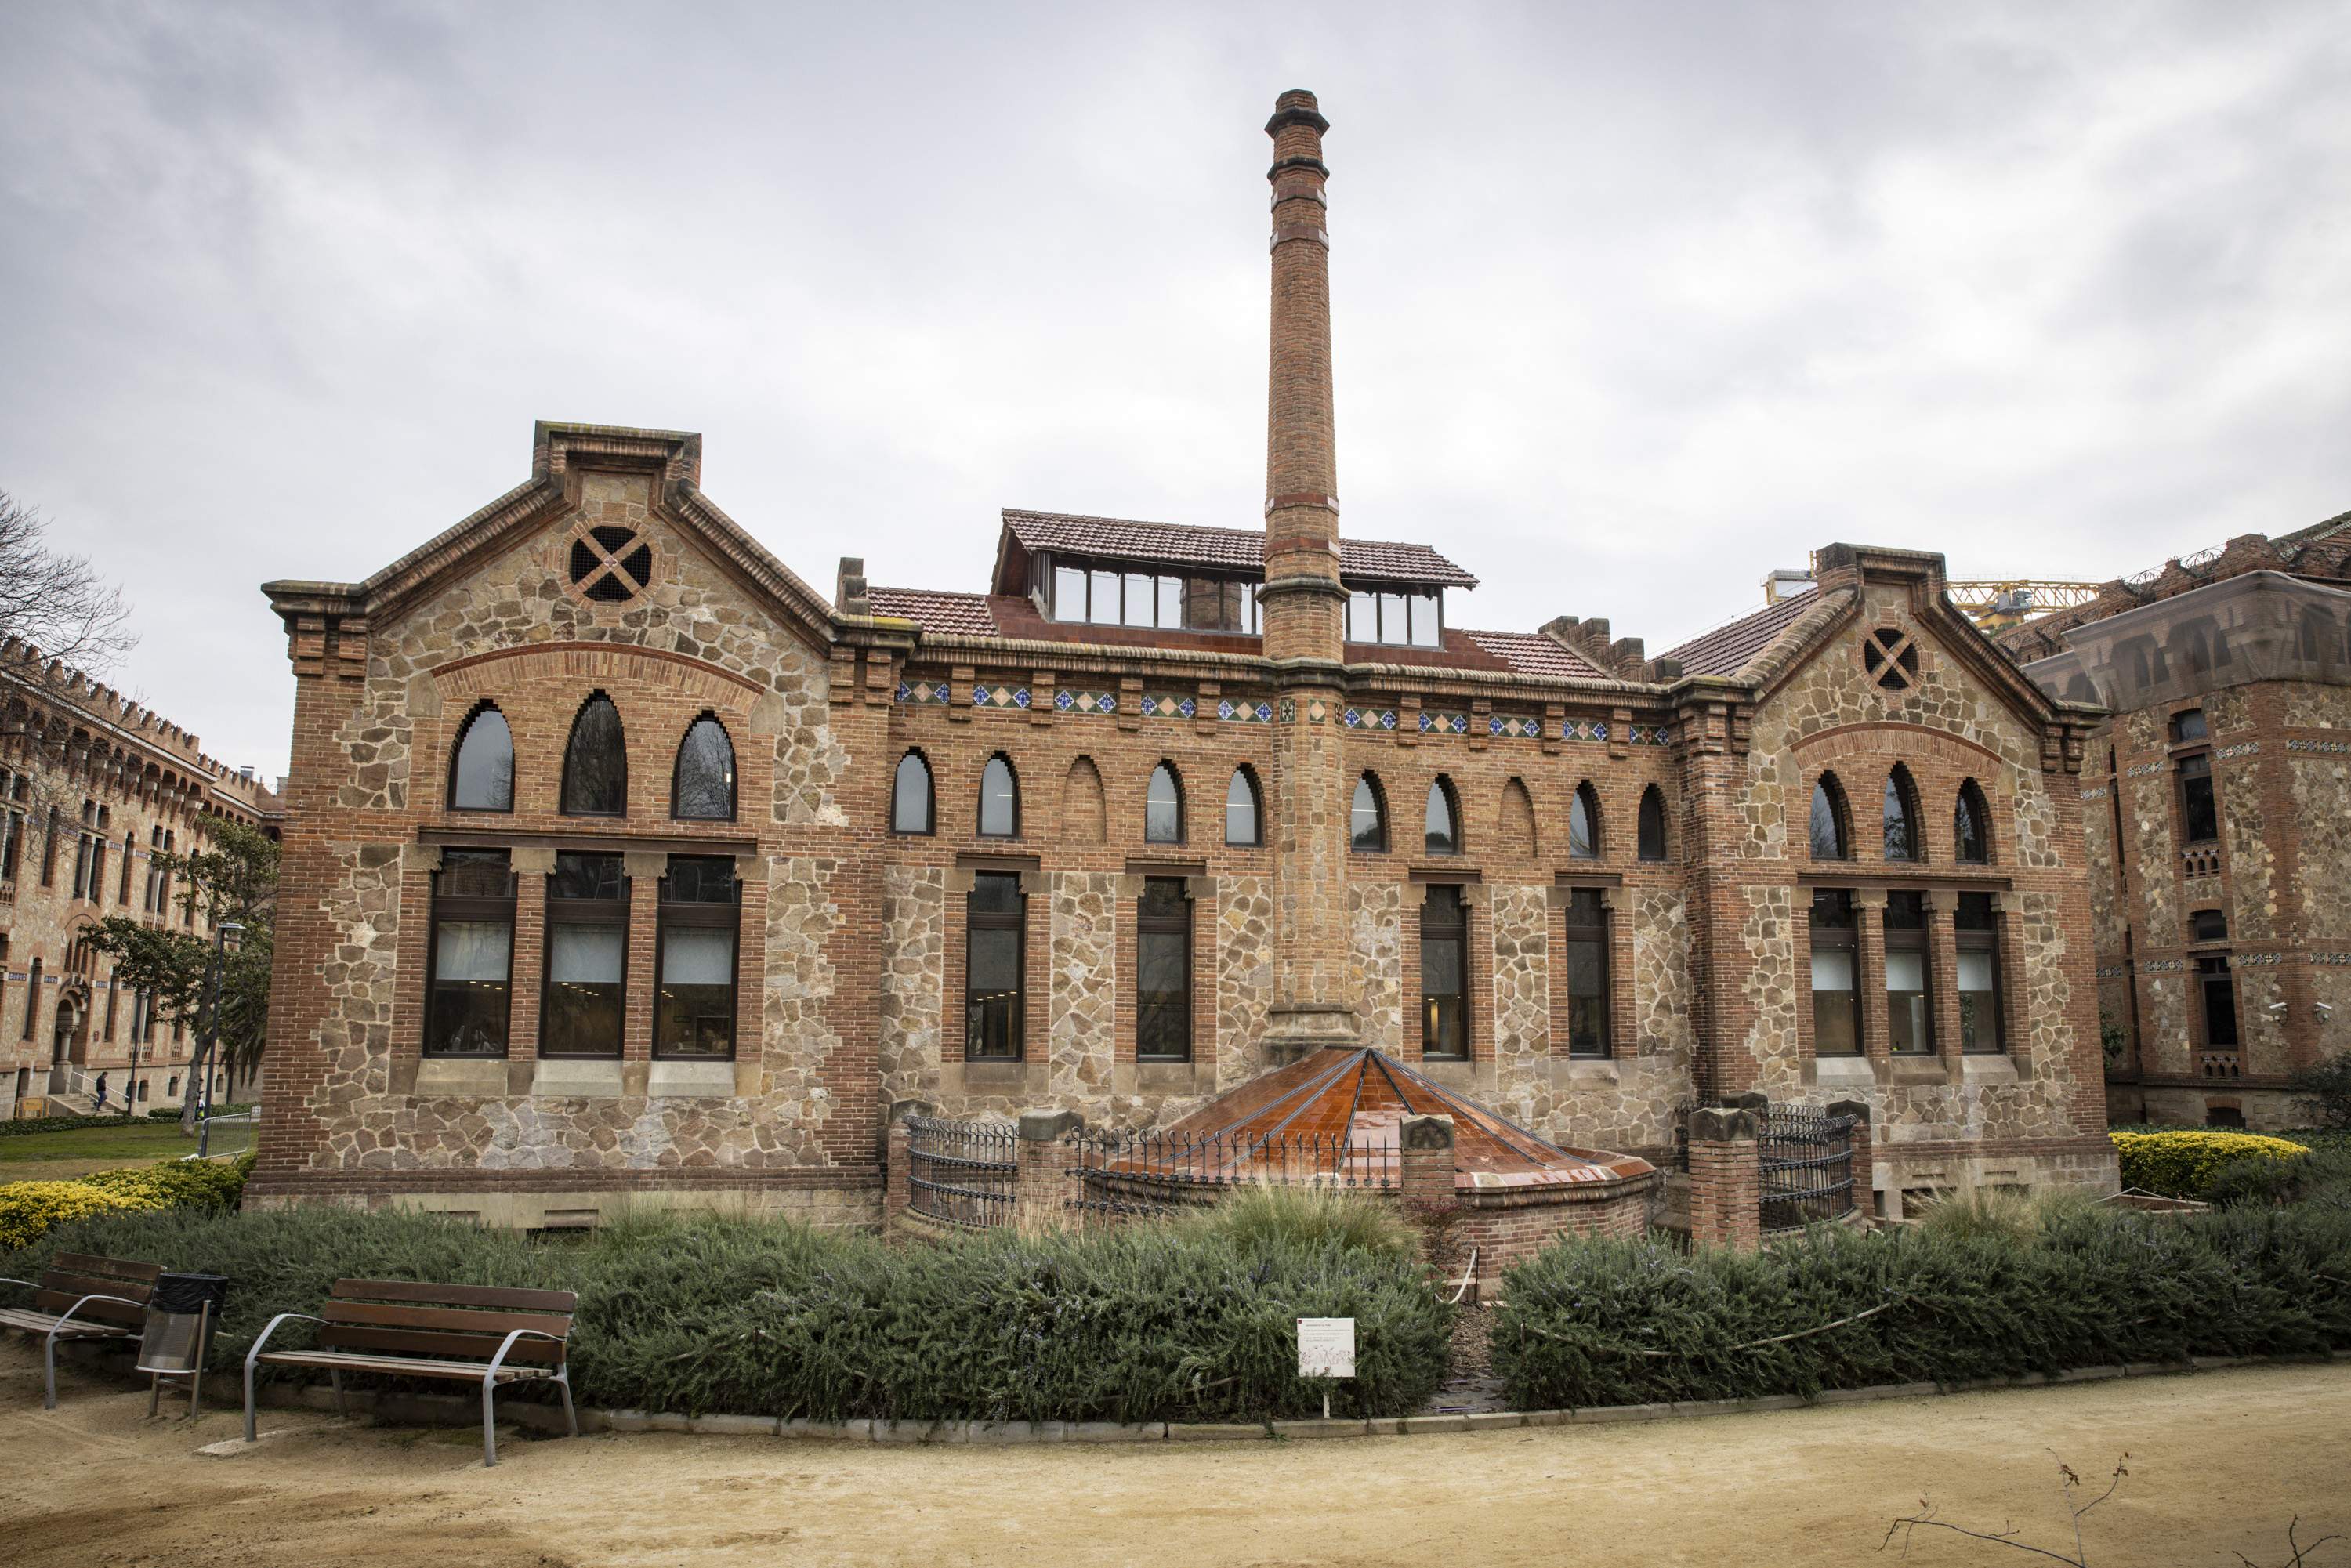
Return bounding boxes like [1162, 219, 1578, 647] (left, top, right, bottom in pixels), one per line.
[1014, 1110, 1081, 1235]
[1827, 1098, 1872, 1224]
[1687, 1106, 1763, 1252]
[884, 1120, 912, 1237]
[1399, 1113, 1458, 1264]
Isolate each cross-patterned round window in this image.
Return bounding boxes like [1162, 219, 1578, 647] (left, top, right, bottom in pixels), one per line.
[1861, 626, 1918, 691]
[566, 523, 656, 605]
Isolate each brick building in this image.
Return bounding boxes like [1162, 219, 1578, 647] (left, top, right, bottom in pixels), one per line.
[2000, 519, 2351, 1129]
[0, 639, 279, 1119]
[252, 91, 2115, 1228]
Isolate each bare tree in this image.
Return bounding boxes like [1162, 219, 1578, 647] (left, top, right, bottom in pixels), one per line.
[0, 488, 136, 672]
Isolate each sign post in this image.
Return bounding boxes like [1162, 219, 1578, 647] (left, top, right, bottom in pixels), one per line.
[1296, 1316, 1355, 1420]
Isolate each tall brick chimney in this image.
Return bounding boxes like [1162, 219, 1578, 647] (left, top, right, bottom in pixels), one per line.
[1258, 89, 1360, 1066]
[1259, 88, 1345, 668]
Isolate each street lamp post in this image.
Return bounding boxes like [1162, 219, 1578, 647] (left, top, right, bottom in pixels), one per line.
[190, 921, 243, 1160]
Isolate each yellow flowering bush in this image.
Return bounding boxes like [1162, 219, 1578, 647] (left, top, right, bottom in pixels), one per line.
[2111, 1129, 2309, 1199]
[0, 1151, 253, 1254]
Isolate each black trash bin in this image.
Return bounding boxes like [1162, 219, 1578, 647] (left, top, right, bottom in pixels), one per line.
[139, 1273, 230, 1418]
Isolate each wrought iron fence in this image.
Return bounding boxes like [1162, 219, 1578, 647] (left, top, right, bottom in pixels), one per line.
[1759, 1105, 1857, 1231]
[1063, 1127, 1395, 1222]
[904, 1114, 1017, 1229]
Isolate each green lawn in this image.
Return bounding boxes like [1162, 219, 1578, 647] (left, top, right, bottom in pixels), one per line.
[1, 1118, 255, 1180]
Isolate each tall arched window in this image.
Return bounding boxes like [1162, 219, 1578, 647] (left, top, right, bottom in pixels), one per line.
[671, 715, 736, 820]
[561, 694, 627, 815]
[892, 751, 934, 835]
[1424, 778, 1461, 856]
[448, 704, 514, 813]
[978, 755, 1019, 838]
[1636, 785, 1668, 863]
[1954, 779, 1991, 864]
[1224, 768, 1262, 847]
[1146, 762, 1183, 844]
[1883, 765, 1920, 862]
[1350, 774, 1387, 853]
[1809, 774, 1849, 860]
[1568, 781, 1601, 860]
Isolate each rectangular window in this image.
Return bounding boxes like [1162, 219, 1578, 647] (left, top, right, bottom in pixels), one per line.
[1955, 893, 2003, 1053]
[103, 973, 118, 1042]
[1089, 569, 1120, 625]
[1563, 886, 1610, 1057]
[542, 852, 627, 1059]
[2178, 755, 2218, 844]
[1122, 571, 1154, 628]
[965, 872, 1025, 1060]
[20, 958, 39, 1042]
[1419, 885, 1469, 1059]
[89, 838, 105, 904]
[40, 807, 59, 888]
[1407, 592, 1442, 647]
[2197, 955, 2239, 1048]
[1, 808, 19, 882]
[1378, 592, 1407, 645]
[425, 849, 514, 1058]
[1156, 575, 1183, 629]
[1884, 890, 1932, 1054]
[72, 833, 91, 900]
[1136, 878, 1191, 1063]
[655, 856, 738, 1059]
[1347, 589, 1375, 642]
[1244, 583, 1259, 635]
[1809, 889, 1861, 1057]
[1053, 564, 1088, 622]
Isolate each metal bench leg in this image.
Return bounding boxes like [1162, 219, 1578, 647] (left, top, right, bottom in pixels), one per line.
[480, 1374, 500, 1467]
[149, 1373, 162, 1418]
[42, 1329, 60, 1410]
[556, 1371, 578, 1438]
[329, 1369, 346, 1417]
[243, 1359, 259, 1443]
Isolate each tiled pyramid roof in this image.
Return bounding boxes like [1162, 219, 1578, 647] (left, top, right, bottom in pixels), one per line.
[1661, 589, 1820, 677]
[868, 587, 1001, 636]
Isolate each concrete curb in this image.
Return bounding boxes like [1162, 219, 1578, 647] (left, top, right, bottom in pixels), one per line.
[51, 1342, 2340, 1447]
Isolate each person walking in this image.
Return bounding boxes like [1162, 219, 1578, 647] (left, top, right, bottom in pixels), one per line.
[90, 1070, 110, 1114]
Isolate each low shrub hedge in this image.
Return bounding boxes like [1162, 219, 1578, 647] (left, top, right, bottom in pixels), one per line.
[2110, 1129, 2308, 1197]
[0, 1105, 253, 1139]
[2, 1200, 1451, 1423]
[0, 1152, 254, 1251]
[1492, 1199, 2351, 1410]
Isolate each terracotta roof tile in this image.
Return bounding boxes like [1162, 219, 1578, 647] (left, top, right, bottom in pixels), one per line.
[868, 587, 999, 636]
[1661, 590, 1820, 677]
[1000, 508, 1478, 588]
[1462, 628, 1610, 679]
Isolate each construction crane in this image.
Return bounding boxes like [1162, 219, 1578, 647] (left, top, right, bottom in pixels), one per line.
[1943, 580, 2106, 633]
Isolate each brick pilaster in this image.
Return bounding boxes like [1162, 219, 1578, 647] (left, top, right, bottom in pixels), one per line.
[1686, 1105, 1762, 1252]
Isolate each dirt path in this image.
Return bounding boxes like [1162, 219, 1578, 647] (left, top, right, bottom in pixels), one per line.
[3, 1342, 2346, 1567]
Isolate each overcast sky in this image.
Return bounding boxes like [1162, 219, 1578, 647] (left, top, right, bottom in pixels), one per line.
[3, 2, 2346, 780]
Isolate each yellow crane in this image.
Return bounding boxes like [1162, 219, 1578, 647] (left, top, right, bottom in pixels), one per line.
[1943, 580, 2106, 633]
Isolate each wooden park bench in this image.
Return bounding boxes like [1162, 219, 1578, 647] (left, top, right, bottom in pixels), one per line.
[244, 1279, 579, 1465]
[0, 1252, 161, 1409]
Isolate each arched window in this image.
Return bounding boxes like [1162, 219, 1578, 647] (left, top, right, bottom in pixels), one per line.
[1637, 785, 1668, 863]
[1954, 779, 1991, 864]
[978, 755, 1019, 838]
[1568, 781, 1601, 860]
[1350, 774, 1387, 853]
[1809, 774, 1849, 860]
[560, 693, 627, 816]
[892, 752, 934, 835]
[1423, 778, 1462, 856]
[1882, 765, 1920, 862]
[671, 715, 735, 820]
[1146, 762, 1183, 844]
[1224, 768, 1262, 847]
[448, 704, 514, 813]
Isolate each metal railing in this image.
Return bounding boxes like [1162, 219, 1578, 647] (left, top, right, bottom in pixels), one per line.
[904, 1115, 1017, 1229]
[1064, 1128, 1395, 1222]
[1759, 1105, 1858, 1232]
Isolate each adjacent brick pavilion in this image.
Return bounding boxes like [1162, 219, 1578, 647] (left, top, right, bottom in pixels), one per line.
[2001, 519, 2351, 1130]
[252, 91, 2117, 1229]
[2, 639, 279, 1118]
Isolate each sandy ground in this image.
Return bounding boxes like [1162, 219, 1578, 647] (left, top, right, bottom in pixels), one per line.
[3, 1343, 2346, 1568]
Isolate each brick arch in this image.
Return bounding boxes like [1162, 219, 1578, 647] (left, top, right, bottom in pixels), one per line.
[1496, 777, 1538, 856]
[1786, 720, 2018, 777]
[1062, 756, 1106, 845]
[431, 642, 765, 712]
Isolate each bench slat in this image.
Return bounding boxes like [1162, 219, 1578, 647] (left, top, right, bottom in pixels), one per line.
[319, 1324, 563, 1365]
[53, 1253, 164, 1285]
[0, 1308, 132, 1338]
[329, 1279, 577, 1313]
[256, 1350, 553, 1382]
[322, 1300, 572, 1340]
[37, 1270, 155, 1307]
[31, 1291, 145, 1327]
